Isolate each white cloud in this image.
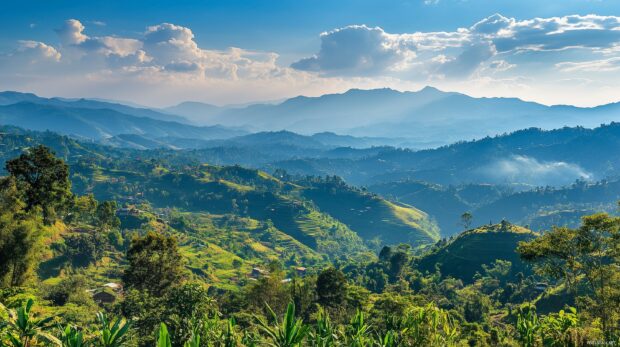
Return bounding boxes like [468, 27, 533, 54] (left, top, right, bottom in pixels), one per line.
[486, 60, 516, 73]
[15, 41, 61, 62]
[556, 57, 620, 72]
[292, 14, 620, 79]
[57, 19, 88, 46]
[2, 14, 620, 107]
[291, 25, 411, 76]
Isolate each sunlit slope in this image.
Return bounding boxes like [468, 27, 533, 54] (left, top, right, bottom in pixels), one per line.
[417, 222, 536, 283]
[301, 181, 440, 246]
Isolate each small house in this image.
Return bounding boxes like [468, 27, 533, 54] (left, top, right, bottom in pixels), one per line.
[250, 267, 269, 278]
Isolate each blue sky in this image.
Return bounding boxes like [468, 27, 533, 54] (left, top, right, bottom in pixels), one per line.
[2, 0, 620, 106]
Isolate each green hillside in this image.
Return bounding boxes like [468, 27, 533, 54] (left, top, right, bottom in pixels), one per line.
[417, 221, 536, 283]
[300, 179, 440, 246]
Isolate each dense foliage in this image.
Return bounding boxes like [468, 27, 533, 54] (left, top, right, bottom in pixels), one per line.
[0, 142, 619, 346]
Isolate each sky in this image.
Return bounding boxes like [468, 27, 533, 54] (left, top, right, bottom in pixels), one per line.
[1, 0, 620, 107]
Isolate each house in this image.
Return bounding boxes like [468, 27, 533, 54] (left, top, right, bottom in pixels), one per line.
[250, 267, 269, 278]
[93, 290, 117, 304]
[534, 282, 548, 291]
[88, 282, 123, 305]
[103, 282, 123, 292]
[295, 267, 307, 276]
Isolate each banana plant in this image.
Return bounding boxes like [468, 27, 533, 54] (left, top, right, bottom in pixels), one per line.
[222, 317, 240, 347]
[95, 312, 130, 347]
[182, 324, 200, 347]
[375, 330, 397, 347]
[346, 310, 371, 347]
[0, 299, 60, 347]
[156, 324, 171, 347]
[58, 325, 87, 347]
[516, 304, 540, 347]
[255, 302, 309, 347]
[308, 306, 340, 347]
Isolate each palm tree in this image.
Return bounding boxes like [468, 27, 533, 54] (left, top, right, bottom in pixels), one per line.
[0, 299, 60, 347]
[255, 302, 309, 347]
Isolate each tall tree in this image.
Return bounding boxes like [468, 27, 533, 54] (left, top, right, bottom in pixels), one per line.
[316, 268, 347, 309]
[0, 177, 43, 287]
[96, 200, 121, 230]
[122, 232, 186, 296]
[518, 213, 620, 335]
[6, 145, 72, 223]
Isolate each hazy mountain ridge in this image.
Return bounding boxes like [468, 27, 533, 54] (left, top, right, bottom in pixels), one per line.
[169, 87, 620, 145]
[0, 91, 189, 123]
[0, 99, 247, 141]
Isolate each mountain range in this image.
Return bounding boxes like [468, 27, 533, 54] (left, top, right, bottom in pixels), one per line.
[4, 88, 620, 149]
[164, 87, 620, 146]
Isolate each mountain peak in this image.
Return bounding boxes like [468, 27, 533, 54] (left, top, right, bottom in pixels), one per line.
[418, 86, 442, 94]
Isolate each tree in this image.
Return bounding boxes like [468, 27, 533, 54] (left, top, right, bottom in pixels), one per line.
[122, 232, 186, 296]
[96, 201, 120, 230]
[378, 246, 392, 262]
[316, 268, 347, 309]
[121, 232, 187, 346]
[64, 232, 105, 267]
[0, 177, 44, 287]
[164, 282, 216, 344]
[460, 212, 473, 230]
[517, 213, 620, 335]
[6, 145, 72, 223]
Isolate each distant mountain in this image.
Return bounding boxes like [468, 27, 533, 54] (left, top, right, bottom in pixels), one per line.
[162, 101, 224, 124]
[0, 102, 246, 141]
[100, 134, 177, 150]
[0, 91, 189, 123]
[272, 123, 620, 186]
[193, 87, 620, 145]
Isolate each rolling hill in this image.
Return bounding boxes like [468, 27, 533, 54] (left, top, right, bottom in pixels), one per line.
[417, 222, 536, 283]
[0, 126, 439, 256]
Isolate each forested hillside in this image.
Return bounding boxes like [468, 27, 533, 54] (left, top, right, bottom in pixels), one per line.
[0, 124, 619, 346]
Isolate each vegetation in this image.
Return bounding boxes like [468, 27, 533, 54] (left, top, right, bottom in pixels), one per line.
[0, 135, 619, 346]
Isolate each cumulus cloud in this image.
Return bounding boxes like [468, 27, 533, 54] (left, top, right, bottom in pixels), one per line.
[479, 155, 592, 186]
[57, 19, 88, 46]
[15, 41, 61, 62]
[292, 13, 620, 79]
[56, 19, 142, 59]
[0, 18, 321, 105]
[291, 25, 413, 76]
[2, 14, 620, 106]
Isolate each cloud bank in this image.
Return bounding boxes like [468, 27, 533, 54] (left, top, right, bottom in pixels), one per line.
[1, 14, 620, 106]
[292, 14, 620, 79]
